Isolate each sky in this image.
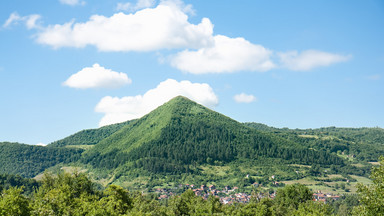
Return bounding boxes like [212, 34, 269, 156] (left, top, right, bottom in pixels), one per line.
[0, 0, 383, 145]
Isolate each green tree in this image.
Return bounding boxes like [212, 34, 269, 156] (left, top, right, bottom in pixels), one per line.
[0, 186, 30, 216]
[31, 171, 97, 215]
[292, 201, 334, 216]
[98, 185, 132, 215]
[273, 184, 313, 215]
[231, 198, 273, 216]
[353, 156, 384, 216]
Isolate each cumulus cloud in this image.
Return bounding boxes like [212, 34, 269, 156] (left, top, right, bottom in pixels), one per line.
[59, 0, 85, 6]
[36, 1, 213, 51]
[234, 93, 257, 103]
[116, 0, 156, 12]
[35, 142, 47, 146]
[7, 1, 351, 74]
[278, 50, 351, 71]
[170, 35, 275, 74]
[63, 63, 132, 89]
[3, 12, 41, 29]
[95, 79, 218, 126]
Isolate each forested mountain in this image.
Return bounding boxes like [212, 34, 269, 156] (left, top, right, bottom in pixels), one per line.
[0, 96, 382, 190]
[80, 96, 344, 175]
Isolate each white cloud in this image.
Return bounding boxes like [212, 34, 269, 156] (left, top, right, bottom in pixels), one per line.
[59, 0, 85, 6]
[35, 142, 47, 146]
[234, 93, 256, 103]
[25, 14, 42, 29]
[116, 0, 156, 12]
[95, 79, 218, 126]
[63, 63, 132, 89]
[3, 12, 41, 29]
[278, 50, 351, 71]
[160, 0, 195, 15]
[170, 35, 275, 74]
[3, 12, 21, 28]
[36, 1, 213, 51]
[8, 2, 351, 74]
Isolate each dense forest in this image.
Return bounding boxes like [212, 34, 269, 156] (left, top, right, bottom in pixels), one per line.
[245, 123, 384, 162]
[81, 96, 344, 176]
[0, 173, 39, 195]
[0, 142, 83, 178]
[1, 156, 384, 216]
[49, 120, 132, 148]
[0, 96, 382, 191]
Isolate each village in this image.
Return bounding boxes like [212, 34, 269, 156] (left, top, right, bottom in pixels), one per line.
[154, 183, 342, 204]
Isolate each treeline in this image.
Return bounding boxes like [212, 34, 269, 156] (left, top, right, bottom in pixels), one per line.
[0, 173, 39, 195]
[49, 121, 132, 147]
[245, 123, 384, 162]
[0, 172, 360, 216]
[4, 154, 384, 215]
[0, 142, 83, 178]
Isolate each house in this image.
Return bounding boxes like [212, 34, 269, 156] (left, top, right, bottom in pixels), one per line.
[158, 195, 168, 200]
[193, 189, 202, 196]
[201, 185, 207, 191]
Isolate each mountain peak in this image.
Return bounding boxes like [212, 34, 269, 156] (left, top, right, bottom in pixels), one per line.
[85, 95, 227, 155]
[163, 95, 197, 107]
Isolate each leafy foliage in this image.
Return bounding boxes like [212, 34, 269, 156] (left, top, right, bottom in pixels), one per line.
[0, 172, 339, 215]
[273, 184, 313, 214]
[353, 156, 384, 215]
[0, 174, 39, 195]
[0, 186, 31, 216]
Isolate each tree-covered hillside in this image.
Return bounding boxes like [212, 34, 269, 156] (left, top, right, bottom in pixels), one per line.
[0, 96, 382, 190]
[0, 173, 39, 195]
[49, 120, 132, 148]
[0, 142, 83, 178]
[81, 96, 344, 175]
[245, 123, 384, 162]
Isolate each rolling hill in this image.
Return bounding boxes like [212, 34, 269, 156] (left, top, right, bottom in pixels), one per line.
[0, 96, 382, 190]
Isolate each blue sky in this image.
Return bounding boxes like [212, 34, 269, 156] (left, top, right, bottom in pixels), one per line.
[0, 0, 383, 145]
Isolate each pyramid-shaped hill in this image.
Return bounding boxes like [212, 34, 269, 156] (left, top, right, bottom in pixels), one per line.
[80, 96, 344, 173]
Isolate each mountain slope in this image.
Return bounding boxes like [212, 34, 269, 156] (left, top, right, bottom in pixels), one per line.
[80, 96, 345, 174]
[245, 123, 384, 162]
[0, 142, 83, 178]
[49, 120, 132, 148]
[2, 96, 381, 189]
